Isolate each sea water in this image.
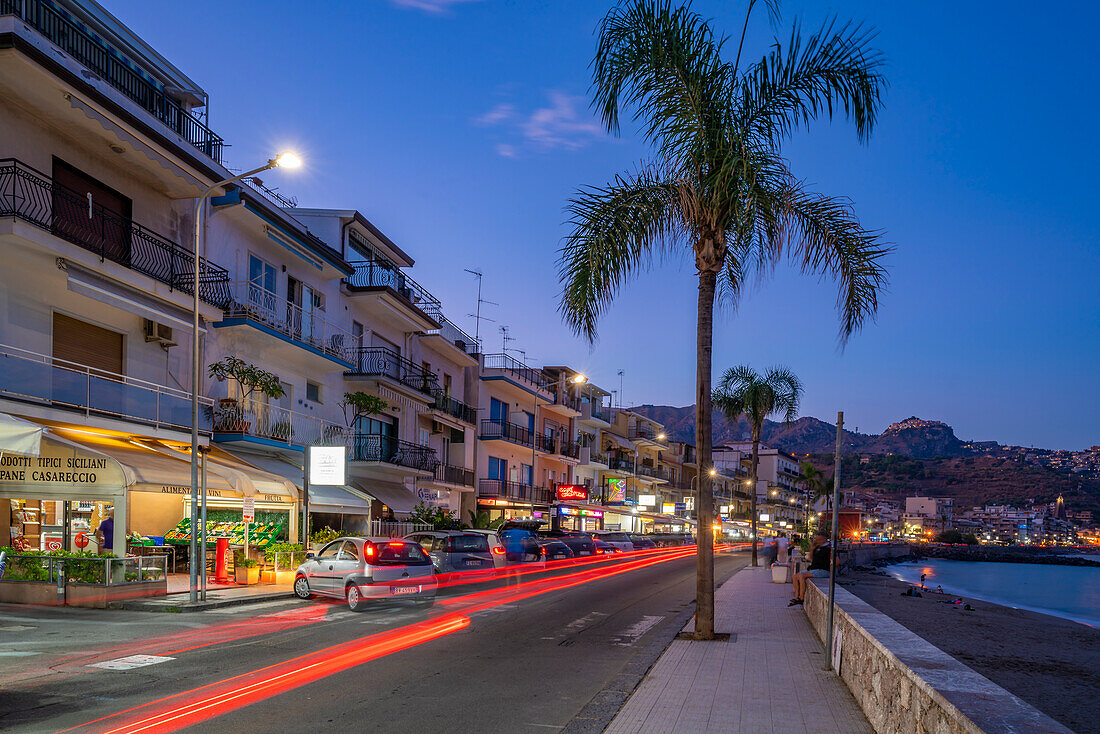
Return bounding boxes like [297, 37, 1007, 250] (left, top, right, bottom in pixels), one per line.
[887, 559, 1100, 627]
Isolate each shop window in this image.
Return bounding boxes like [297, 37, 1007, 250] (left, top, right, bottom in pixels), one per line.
[52, 312, 124, 376]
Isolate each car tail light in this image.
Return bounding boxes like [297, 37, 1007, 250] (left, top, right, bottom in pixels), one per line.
[491, 546, 505, 555]
[387, 541, 404, 547]
[365, 543, 376, 557]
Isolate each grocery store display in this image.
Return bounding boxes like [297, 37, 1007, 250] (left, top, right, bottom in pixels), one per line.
[163, 518, 283, 548]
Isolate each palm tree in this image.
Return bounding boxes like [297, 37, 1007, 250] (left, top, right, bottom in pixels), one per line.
[557, 0, 889, 638]
[712, 366, 802, 566]
[799, 459, 822, 533]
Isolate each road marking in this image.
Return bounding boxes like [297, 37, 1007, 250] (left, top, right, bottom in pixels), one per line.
[543, 611, 607, 640]
[613, 615, 664, 646]
[0, 651, 41, 657]
[89, 654, 175, 670]
[0, 625, 37, 632]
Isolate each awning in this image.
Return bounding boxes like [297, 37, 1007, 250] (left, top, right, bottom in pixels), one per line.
[350, 479, 418, 516]
[221, 449, 371, 515]
[602, 433, 636, 453]
[0, 413, 44, 456]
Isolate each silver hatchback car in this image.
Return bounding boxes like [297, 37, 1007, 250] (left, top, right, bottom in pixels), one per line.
[406, 530, 495, 573]
[293, 536, 438, 612]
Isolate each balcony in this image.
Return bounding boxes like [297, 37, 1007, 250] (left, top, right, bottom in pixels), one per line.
[629, 427, 668, 448]
[481, 353, 550, 395]
[349, 434, 439, 473]
[433, 463, 475, 488]
[608, 456, 636, 473]
[637, 463, 669, 482]
[345, 347, 438, 398]
[422, 316, 480, 363]
[211, 401, 346, 453]
[556, 437, 581, 460]
[1, 1, 224, 162]
[432, 392, 477, 425]
[343, 260, 442, 329]
[0, 159, 230, 306]
[218, 281, 355, 367]
[479, 419, 554, 452]
[0, 343, 212, 434]
[478, 479, 551, 505]
[579, 446, 609, 467]
[546, 388, 581, 418]
[579, 400, 610, 425]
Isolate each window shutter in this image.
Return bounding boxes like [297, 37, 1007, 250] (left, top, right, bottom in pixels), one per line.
[52, 313, 124, 376]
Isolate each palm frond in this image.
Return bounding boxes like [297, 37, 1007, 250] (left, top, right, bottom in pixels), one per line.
[739, 18, 886, 147]
[557, 167, 681, 340]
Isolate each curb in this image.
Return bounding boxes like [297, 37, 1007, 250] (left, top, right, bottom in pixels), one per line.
[112, 591, 294, 613]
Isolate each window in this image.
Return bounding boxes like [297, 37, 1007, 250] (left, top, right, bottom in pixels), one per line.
[52, 158, 132, 263]
[443, 373, 452, 397]
[419, 428, 430, 447]
[339, 541, 359, 561]
[248, 254, 277, 312]
[521, 464, 533, 486]
[306, 381, 322, 403]
[52, 313, 123, 376]
[488, 457, 506, 481]
[371, 332, 400, 355]
[316, 540, 342, 560]
[524, 412, 534, 434]
[490, 398, 507, 424]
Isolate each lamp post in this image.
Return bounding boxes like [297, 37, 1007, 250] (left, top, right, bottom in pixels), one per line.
[189, 152, 301, 602]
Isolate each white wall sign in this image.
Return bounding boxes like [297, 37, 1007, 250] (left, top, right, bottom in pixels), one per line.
[638, 494, 656, 507]
[759, 513, 771, 522]
[242, 496, 255, 521]
[309, 446, 346, 486]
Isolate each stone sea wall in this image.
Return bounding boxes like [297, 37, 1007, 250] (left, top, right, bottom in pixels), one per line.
[803, 580, 1072, 734]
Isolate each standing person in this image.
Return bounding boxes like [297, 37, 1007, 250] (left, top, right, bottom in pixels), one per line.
[94, 507, 114, 556]
[776, 533, 790, 564]
[788, 533, 830, 606]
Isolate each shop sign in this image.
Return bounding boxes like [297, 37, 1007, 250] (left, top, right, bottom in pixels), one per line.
[0, 443, 125, 495]
[662, 503, 676, 514]
[759, 513, 771, 522]
[607, 478, 626, 503]
[243, 497, 255, 521]
[638, 494, 656, 507]
[674, 502, 687, 513]
[557, 506, 603, 518]
[308, 446, 346, 486]
[556, 484, 588, 502]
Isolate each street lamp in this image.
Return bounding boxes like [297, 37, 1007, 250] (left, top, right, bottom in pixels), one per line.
[189, 152, 301, 602]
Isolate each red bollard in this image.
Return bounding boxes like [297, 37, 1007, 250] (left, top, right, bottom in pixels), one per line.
[214, 537, 230, 584]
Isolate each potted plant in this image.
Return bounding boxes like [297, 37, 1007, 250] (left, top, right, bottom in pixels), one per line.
[208, 357, 286, 433]
[234, 555, 259, 585]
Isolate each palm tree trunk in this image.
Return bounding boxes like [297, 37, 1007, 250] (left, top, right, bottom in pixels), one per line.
[694, 268, 717, 640]
[749, 426, 761, 566]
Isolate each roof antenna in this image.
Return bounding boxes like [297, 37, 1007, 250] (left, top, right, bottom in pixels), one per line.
[464, 268, 497, 352]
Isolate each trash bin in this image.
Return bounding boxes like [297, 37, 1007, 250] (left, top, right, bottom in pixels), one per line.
[771, 562, 791, 583]
[214, 537, 230, 583]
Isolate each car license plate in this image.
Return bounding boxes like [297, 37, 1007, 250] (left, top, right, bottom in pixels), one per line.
[390, 585, 419, 595]
[465, 559, 480, 567]
[579, 551, 591, 556]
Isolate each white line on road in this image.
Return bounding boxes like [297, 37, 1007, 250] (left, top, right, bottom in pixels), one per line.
[89, 654, 175, 671]
[613, 615, 664, 646]
[0, 625, 37, 631]
[542, 611, 607, 640]
[0, 651, 42, 657]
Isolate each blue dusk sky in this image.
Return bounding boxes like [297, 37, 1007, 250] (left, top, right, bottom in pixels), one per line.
[109, 0, 1098, 450]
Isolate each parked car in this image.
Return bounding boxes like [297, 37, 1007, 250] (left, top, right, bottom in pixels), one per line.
[628, 534, 657, 550]
[405, 530, 495, 573]
[592, 538, 620, 555]
[652, 532, 693, 547]
[496, 521, 546, 564]
[540, 531, 596, 558]
[592, 530, 634, 552]
[532, 536, 574, 561]
[293, 537, 437, 612]
[463, 529, 512, 567]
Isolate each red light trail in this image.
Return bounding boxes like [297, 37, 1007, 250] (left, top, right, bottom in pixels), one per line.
[67, 544, 720, 733]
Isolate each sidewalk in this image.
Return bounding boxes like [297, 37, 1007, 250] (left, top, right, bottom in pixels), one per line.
[604, 565, 872, 734]
[114, 581, 294, 612]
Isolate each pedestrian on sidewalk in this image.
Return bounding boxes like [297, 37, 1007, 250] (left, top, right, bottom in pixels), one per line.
[788, 533, 830, 606]
[94, 507, 114, 556]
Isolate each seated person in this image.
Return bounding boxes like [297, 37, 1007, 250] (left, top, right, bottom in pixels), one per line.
[788, 533, 830, 606]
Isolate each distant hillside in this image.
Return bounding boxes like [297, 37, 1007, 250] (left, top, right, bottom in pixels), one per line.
[631, 405, 968, 458]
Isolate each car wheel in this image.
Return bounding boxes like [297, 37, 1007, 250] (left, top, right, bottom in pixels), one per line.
[293, 575, 311, 599]
[346, 582, 367, 612]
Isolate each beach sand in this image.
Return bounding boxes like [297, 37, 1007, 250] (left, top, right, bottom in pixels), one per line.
[840, 570, 1099, 734]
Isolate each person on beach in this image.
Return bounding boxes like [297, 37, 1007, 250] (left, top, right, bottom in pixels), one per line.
[789, 533, 830, 606]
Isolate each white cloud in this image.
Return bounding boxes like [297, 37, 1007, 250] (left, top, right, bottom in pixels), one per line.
[390, 0, 484, 13]
[473, 91, 606, 157]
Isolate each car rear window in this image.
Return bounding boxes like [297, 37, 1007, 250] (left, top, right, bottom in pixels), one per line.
[445, 534, 489, 553]
[373, 542, 431, 565]
[599, 533, 630, 542]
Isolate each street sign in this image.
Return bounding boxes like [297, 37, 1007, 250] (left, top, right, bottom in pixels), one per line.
[674, 502, 687, 513]
[308, 446, 346, 486]
[243, 496, 255, 522]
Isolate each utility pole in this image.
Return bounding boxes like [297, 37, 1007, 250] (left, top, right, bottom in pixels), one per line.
[617, 370, 624, 409]
[825, 411, 843, 671]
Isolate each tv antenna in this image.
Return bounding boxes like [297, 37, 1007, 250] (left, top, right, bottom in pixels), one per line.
[464, 268, 497, 351]
[617, 369, 624, 408]
[499, 325, 515, 354]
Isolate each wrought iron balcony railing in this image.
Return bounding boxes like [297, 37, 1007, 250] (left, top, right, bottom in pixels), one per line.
[0, 343, 213, 433]
[477, 479, 551, 505]
[480, 418, 533, 449]
[556, 438, 581, 459]
[629, 427, 668, 446]
[0, 159, 231, 306]
[212, 400, 346, 448]
[432, 391, 476, 425]
[345, 347, 438, 396]
[481, 353, 548, 389]
[344, 260, 442, 319]
[434, 463, 475, 488]
[423, 316, 480, 356]
[580, 401, 610, 423]
[221, 281, 355, 362]
[349, 434, 439, 472]
[1, 1, 224, 161]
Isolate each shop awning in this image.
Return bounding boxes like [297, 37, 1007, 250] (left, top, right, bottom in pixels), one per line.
[602, 433, 636, 453]
[350, 479, 418, 516]
[0, 413, 44, 456]
[221, 450, 372, 515]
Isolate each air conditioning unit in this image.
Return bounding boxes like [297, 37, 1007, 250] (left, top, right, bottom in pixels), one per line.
[143, 319, 176, 347]
[431, 420, 446, 434]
